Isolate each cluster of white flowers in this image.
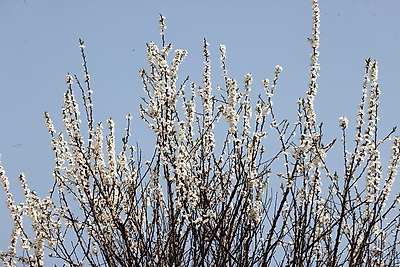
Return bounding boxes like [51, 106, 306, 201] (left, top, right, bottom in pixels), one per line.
[304, 0, 320, 129]
[0, 166, 62, 266]
[381, 136, 400, 202]
[363, 60, 382, 204]
[339, 116, 348, 129]
[241, 73, 253, 138]
[65, 74, 73, 85]
[158, 13, 167, 44]
[221, 78, 240, 137]
[199, 39, 216, 154]
[219, 44, 228, 79]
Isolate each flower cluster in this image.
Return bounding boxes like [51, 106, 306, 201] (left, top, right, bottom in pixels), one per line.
[339, 116, 348, 129]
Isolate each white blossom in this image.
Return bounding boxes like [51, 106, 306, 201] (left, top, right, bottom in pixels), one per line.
[339, 116, 348, 128]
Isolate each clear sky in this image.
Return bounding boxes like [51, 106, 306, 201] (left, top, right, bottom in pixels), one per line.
[1, 0, 400, 252]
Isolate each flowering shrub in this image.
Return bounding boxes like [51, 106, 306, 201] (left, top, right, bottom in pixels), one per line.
[1, 0, 400, 266]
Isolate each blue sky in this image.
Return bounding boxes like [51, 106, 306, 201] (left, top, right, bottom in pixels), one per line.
[1, 0, 400, 252]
